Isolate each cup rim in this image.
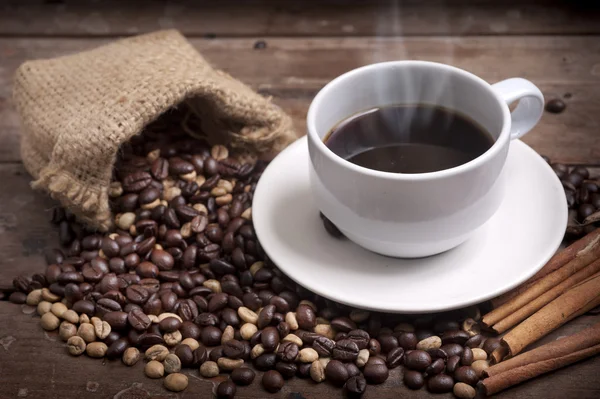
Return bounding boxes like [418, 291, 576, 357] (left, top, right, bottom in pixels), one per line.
[306, 60, 511, 181]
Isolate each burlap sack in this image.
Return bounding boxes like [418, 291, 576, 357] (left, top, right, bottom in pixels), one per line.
[14, 30, 295, 231]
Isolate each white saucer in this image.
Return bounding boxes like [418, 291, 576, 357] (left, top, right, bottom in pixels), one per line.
[253, 136, 567, 313]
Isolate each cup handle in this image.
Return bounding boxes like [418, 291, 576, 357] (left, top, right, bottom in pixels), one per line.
[491, 78, 544, 140]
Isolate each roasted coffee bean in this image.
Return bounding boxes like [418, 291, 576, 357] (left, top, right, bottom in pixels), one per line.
[325, 360, 350, 387]
[275, 362, 297, 379]
[254, 353, 277, 371]
[465, 334, 483, 348]
[262, 370, 284, 393]
[231, 367, 256, 386]
[9, 292, 27, 304]
[313, 336, 335, 357]
[446, 355, 461, 374]
[201, 326, 222, 346]
[97, 298, 122, 315]
[223, 340, 246, 359]
[416, 329, 434, 341]
[433, 320, 460, 334]
[221, 308, 241, 327]
[151, 249, 174, 271]
[261, 327, 280, 352]
[427, 348, 448, 361]
[257, 304, 276, 329]
[424, 358, 445, 377]
[579, 203, 596, 221]
[545, 98, 566, 114]
[379, 334, 399, 353]
[123, 171, 152, 192]
[126, 285, 149, 304]
[106, 338, 130, 359]
[455, 366, 479, 386]
[427, 373, 454, 393]
[126, 308, 150, 331]
[386, 347, 405, 369]
[404, 349, 432, 371]
[442, 330, 470, 345]
[181, 321, 201, 340]
[363, 358, 389, 385]
[297, 362, 312, 379]
[347, 329, 370, 350]
[104, 311, 129, 330]
[404, 370, 425, 390]
[461, 346, 474, 366]
[57, 271, 84, 285]
[276, 341, 299, 362]
[209, 346, 224, 362]
[482, 337, 502, 355]
[440, 343, 464, 357]
[216, 380, 236, 399]
[72, 300, 95, 316]
[333, 339, 360, 362]
[368, 339, 381, 356]
[174, 344, 194, 367]
[346, 375, 367, 397]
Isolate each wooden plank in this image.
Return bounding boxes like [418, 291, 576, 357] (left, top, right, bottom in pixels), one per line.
[1, 0, 600, 37]
[1, 36, 600, 164]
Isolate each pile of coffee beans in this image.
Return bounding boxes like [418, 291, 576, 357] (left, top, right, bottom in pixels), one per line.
[5, 110, 497, 398]
[542, 157, 599, 237]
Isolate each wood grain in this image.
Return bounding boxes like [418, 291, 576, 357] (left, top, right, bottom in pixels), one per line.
[1, 36, 600, 163]
[1, 0, 599, 37]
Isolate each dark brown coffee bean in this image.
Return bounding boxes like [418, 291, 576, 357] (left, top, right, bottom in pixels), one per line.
[159, 316, 182, 333]
[198, 244, 220, 261]
[404, 349, 432, 371]
[275, 362, 297, 379]
[127, 308, 151, 331]
[138, 332, 164, 349]
[579, 203, 596, 221]
[181, 321, 201, 340]
[209, 346, 224, 362]
[151, 249, 174, 271]
[313, 336, 335, 357]
[276, 341, 299, 362]
[123, 171, 152, 192]
[261, 326, 280, 352]
[461, 346, 474, 366]
[104, 311, 129, 330]
[57, 271, 83, 285]
[440, 343, 464, 357]
[262, 370, 284, 393]
[174, 344, 194, 367]
[347, 329, 370, 350]
[72, 300, 95, 316]
[433, 320, 460, 334]
[295, 304, 316, 330]
[442, 330, 470, 346]
[333, 339, 360, 362]
[45, 249, 65, 266]
[346, 375, 367, 397]
[416, 329, 434, 341]
[194, 345, 209, 366]
[446, 355, 461, 374]
[455, 366, 479, 386]
[398, 332, 417, 351]
[427, 373, 454, 393]
[404, 370, 425, 390]
[204, 157, 219, 176]
[176, 299, 198, 321]
[106, 337, 129, 360]
[363, 358, 389, 384]
[150, 158, 169, 180]
[216, 380, 236, 399]
[325, 360, 350, 387]
[368, 339, 381, 356]
[386, 347, 405, 369]
[465, 334, 483, 348]
[125, 285, 149, 305]
[231, 367, 256, 386]
[254, 353, 277, 371]
[297, 362, 312, 379]
[104, 331, 121, 347]
[257, 304, 276, 329]
[379, 334, 399, 353]
[169, 157, 194, 174]
[201, 326, 222, 346]
[482, 337, 502, 355]
[423, 358, 444, 378]
[9, 292, 26, 304]
[545, 98, 566, 114]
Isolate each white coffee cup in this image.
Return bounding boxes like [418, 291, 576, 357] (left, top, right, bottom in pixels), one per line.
[307, 61, 544, 258]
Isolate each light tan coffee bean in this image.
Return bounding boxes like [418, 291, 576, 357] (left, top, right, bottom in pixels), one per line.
[181, 338, 200, 351]
[79, 314, 90, 324]
[179, 222, 192, 238]
[238, 307, 259, 324]
[203, 279, 222, 293]
[221, 325, 235, 344]
[59, 321, 78, 342]
[77, 323, 96, 343]
[26, 289, 43, 306]
[164, 330, 183, 346]
[180, 171, 197, 182]
[145, 360, 164, 379]
[146, 149, 160, 163]
[157, 312, 183, 323]
[314, 324, 335, 339]
[122, 347, 140, 366]
[195, 175, 207, 188]
[285, 312, 299, 330]
[193, 203, 208, 214]
[471, 348, 487, 361]
[217, 179, 234, 193]
[86, 342, 108, 358]
[462, 318, 481, 337]
[251, 344, 265, 359]
[200, 361, 220, 378]
[416, 336, 442, 351]
[163, 186, 182, 201]
[145, 344, 170, 361]
[454, 382, 476, 399]
[298, 348, 319, 363]
[310, 359, 325, 383]
[319, 357, 331, 369]
[211, 145, 229, 161]
[37, 301, 52, 316]
[249, 262, 264, 276]
[91, 317, 111, 340]
[393, 323, 415, 333]
[163, 353, 182, 374]
[241, 207, 252, 220]
[211, 187, 228, 197]
[164, 373, 188, 392]
[62, 309, 79, 324]
[282, 334, 303, 347]
[471, 360, 490, 378]
[148, 314, 159, 324]
[41, 288, 60, 303]
[349, 310, 370, 323]
[67, 336, 86, 356]
[240, 323, 258, 340]
[356, 349, 370, 368]
[40, 312, 60, 331]
[50, 302, 68, 318]
[141, 198, 161, 210]
[218, 358, 244, 371]
[109, 181, 123, 197]
[215, 194, 232, 206]
[116, 212, 136, 230]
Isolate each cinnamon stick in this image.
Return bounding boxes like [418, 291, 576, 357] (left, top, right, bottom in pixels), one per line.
[490, 272, 600, 363]
[481, 343, 600, 396]
[485, 322, 600, 377]
[482, 229, 600, 328]
[491, 258, 600, 333]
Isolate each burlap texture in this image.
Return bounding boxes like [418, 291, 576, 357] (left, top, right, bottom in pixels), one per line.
[14, 30, 295, 231]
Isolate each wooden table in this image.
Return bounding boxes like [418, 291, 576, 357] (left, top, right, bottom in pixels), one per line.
[1, 1, 600, 398]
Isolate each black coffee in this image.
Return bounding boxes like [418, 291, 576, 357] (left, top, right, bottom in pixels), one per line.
[324, 104, 494, 174]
